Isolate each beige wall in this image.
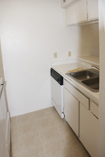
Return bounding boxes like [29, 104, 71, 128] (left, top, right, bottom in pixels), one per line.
[0, 0, 99, 116]
[0, 43, 4, 81]
[79, 23, 99, 57]
[98, 0, 105, 156]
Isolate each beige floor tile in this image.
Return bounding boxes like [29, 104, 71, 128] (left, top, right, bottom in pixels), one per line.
[35, 116, 55, 130]
[11, 127, 18, 140]
[44, 138, 70, 157]
[71, 147, 90, 157]
[33, 107, 57, 120]
[17, 112, 34, 127]
[20, 145, 45, 157]
[52, 111, 64, 124]
[45, 107, 59, 117]
[19, 133, 42, 152]
[10, 141, 19, 156]
[57, 122, 75, 138]
[11, 153, 20, 157]
[17, 121, 38, 136]
[61, 153, 72, 157]
[63, 134, 82, 151]
[10, 108, 90, 157]
[11, 117, 17, 129]
[39, 125, 62, 144]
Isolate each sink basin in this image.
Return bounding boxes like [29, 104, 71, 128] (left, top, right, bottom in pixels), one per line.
[69, 70, 99, 80]
[82, 77, 99, 92]
[66, 69, 99, 92]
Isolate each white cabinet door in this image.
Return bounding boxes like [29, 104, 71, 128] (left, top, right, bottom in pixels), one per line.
[80, 103, 98, 157]
[64, 88, 79, 136]
[65, 2, 75, 25]
[87, 0, 98, 21]
[74, 0, 87, 23]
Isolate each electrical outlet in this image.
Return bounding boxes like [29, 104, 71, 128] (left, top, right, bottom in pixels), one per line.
[54, 52, 57, 58]
[68, 51, 71, 57]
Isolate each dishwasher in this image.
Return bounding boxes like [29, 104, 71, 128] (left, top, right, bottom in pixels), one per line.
[50, 68, 64, 118]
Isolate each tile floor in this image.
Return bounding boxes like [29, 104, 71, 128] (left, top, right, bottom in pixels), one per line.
[10, 107, 90, 157]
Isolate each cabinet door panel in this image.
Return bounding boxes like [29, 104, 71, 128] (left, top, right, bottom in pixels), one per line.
[65, 2, 75, 25]
[87, 0, 98, 20]
[64, 88, 79, 136]
[74, 0, 87, 23]
[80, 103, 98, 157]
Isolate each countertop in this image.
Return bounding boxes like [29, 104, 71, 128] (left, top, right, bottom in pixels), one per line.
[52, 61, 99, 105]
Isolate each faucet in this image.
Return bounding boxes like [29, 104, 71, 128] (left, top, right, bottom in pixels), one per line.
[91, 65, 100, 70]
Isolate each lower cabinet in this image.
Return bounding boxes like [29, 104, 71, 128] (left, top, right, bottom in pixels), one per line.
[64, 88, 79, 137]
[64, 79, 99, 157]
[80, 103, 98, 157]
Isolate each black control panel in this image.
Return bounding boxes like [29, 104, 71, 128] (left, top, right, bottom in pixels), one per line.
[50, 68, 63, 85]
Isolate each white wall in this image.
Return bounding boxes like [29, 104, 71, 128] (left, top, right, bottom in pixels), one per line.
[0, 0, 99, 117]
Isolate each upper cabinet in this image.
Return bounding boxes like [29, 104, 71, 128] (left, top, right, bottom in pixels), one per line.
[61, 0, 99, 25]
[65, 2, 75, 25]
[87, 0, 98, 21]
[74, 0, 87, 24]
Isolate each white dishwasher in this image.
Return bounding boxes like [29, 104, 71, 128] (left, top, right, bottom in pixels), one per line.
[51, 68, 64, 118]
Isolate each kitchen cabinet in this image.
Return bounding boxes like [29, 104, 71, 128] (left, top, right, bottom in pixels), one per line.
[80, 103, 98, 157]
[65, 2, 75, 25]
[74, 0, 87, 24]
[64, 79, 89, 137]
[64, 79, 98, 157]
[64, 79, 89, 109]
[62, 0, 99, 25]
[87, 0, 98, 21]
[64, 88, 79, 136]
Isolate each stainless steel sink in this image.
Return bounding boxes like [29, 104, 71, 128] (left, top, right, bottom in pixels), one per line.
[66, 69, 99, 92]
[82, 77, 99, 92]
[70, 70, 98, 80]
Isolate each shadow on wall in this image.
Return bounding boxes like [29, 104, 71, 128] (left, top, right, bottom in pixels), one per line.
[78, 23, 99, 57]
[0, 41, 9, 112]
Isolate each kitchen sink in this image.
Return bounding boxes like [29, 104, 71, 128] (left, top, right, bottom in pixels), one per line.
[82, 77, 99, 92]
[66, 69, 99, 92]
[70, 70, 98, 80]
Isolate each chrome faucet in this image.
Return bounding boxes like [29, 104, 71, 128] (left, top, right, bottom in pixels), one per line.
[91, 65, 100, 70]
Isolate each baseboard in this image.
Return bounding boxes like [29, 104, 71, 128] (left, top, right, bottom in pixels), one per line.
[10, 105, 53, 118]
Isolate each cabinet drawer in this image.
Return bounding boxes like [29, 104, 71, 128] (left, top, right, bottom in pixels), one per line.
[64, 80, 89, 109]
[90, 101, 99, 118]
